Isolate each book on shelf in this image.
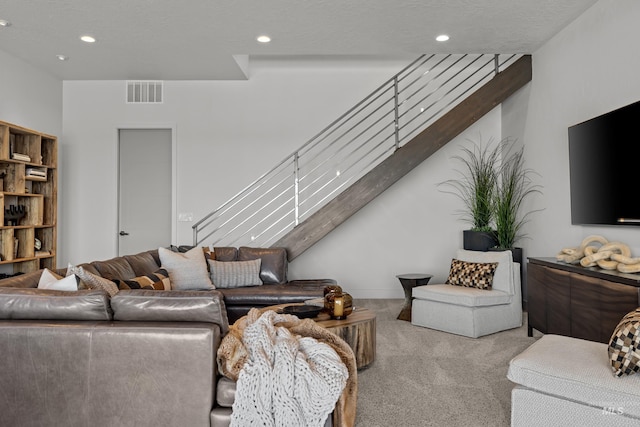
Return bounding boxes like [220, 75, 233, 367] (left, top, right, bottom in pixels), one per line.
[11, 152, 31, 162]
[26, 167, 47, 178]
[35, 250, 51, 257]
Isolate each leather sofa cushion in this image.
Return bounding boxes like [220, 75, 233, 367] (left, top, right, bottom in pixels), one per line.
[216, 376, 236, 407]
[111, 290, 229, 334]
[148, 249, 161, 266]
[0, 321, 219, 426]
[0, 270, 41, 289]
[91, 257, 136, 280]
[219, 281, 327, 305]
[0, 288, 113, 320]
[214, 247, 238, 261]
[211, 407, 233, 427]
[123, 251, 160, 276]
[238, 247, 287, 284]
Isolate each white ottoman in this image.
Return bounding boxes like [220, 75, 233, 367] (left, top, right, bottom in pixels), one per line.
[508, 334, 640, 426]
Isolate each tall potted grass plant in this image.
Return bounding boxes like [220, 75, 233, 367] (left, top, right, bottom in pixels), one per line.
[439, 139, 502, 251]
[492, 144, 542, 263]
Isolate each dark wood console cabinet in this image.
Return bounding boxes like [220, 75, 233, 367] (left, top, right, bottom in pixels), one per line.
[527, 257, 640, 344]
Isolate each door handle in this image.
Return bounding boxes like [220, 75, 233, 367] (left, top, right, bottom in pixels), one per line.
[119, 231, 130, 236]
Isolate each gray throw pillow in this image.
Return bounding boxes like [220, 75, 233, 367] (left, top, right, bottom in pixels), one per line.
[158, 246, 214, 290]
[208, 259, 262, 288]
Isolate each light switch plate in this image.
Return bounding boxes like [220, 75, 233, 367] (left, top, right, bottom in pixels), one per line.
[178, 212, 193, 222]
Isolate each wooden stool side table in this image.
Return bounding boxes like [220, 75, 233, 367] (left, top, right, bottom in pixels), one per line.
[396, 273, 433, 321]
[262, 304, 376, 369]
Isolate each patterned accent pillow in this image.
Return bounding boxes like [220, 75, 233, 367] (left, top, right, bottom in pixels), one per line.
[446, 259, 498, 290]
[115, 268, 172, 290]
[67, 264, 119, 297]
[208, 259, 262, 288]
[608, 308, 640, 377]
[158, 246, 214, 290]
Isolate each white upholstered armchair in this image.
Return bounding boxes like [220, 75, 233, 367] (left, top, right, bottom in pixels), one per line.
[411, 249, 522, 338]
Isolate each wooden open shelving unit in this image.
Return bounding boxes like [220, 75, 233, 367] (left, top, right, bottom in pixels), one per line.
[0, 120, 57, 273]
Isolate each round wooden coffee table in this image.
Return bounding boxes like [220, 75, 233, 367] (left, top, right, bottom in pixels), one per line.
[265, 304, 376, 369]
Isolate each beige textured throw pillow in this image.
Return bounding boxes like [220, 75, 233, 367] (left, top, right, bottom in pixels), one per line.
[67, 264, 119, 297]
[158, 246, 215, 290]
[208, 259, 262, 288]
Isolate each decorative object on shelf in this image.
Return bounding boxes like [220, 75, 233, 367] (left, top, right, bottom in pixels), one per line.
[10, 152, 31, 162]
[324, 290, 353, 320]
[34, 238, 42, 251]
[26, 167, 47, 179]
[557, 235, 640, 274]
[4, 204, 26, 226]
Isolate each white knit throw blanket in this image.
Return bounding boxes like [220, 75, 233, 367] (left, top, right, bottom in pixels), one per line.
[230, 310, 349, 427]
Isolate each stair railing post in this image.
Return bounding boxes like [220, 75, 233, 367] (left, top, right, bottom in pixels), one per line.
[494, 54, 499, 75]
[394, 76, 400, 150]
[294, 152, 300, 226]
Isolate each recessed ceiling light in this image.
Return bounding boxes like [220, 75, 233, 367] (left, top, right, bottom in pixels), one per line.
[80, 35, 96, 43]
[436, 34, 450, 42]
[56, 55, 68, 61]
[0, 19, 11, 27]
[257, 35, 271, 43]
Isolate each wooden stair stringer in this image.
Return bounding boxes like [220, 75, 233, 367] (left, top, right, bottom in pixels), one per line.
[275, 55, 532, 261]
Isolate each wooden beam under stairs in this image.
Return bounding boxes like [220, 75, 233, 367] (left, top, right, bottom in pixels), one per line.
[275, 55, 532, 261]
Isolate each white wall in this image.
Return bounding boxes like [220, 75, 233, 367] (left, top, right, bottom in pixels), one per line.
[61, 58, 439, 269]
[0, 50, 62, 135]
[511, 0, 640, 261]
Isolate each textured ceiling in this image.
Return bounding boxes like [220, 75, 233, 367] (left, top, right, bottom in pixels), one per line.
[0, 0, 598, 80]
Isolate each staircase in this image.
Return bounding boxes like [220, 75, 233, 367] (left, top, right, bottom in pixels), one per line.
[193, 54, 532, 260]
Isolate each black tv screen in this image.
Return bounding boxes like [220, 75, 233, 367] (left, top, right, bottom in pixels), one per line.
[568, 99, 640, 226]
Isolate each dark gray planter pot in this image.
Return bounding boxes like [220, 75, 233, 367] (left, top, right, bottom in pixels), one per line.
[463, 230, 498, 252]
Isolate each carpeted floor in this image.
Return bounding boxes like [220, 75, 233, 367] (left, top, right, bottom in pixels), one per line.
[354, 299, 539, 427]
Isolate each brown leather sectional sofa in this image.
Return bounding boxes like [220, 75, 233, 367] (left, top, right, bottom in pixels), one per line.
[0, 246, 336, 426]
[211, 246, 335, 322]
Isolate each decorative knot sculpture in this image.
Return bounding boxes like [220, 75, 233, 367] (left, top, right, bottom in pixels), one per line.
[557, 235, 640, 274]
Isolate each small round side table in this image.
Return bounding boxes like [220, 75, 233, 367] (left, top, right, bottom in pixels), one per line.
[396, 273, 433, 321]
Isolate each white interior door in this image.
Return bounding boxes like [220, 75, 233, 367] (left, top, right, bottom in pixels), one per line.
[118, 129, 172, 256]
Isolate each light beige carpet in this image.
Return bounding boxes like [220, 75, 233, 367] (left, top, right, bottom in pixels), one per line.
[354, 299, 539, 427]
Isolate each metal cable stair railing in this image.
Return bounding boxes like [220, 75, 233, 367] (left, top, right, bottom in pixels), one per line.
[193, 54, 522, 249]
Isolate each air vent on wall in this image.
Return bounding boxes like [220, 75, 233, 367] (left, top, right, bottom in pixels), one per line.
[126, 81, 163, 103]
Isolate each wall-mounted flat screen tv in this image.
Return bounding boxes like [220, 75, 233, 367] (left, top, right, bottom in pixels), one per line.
[568, 99, 640, 226]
